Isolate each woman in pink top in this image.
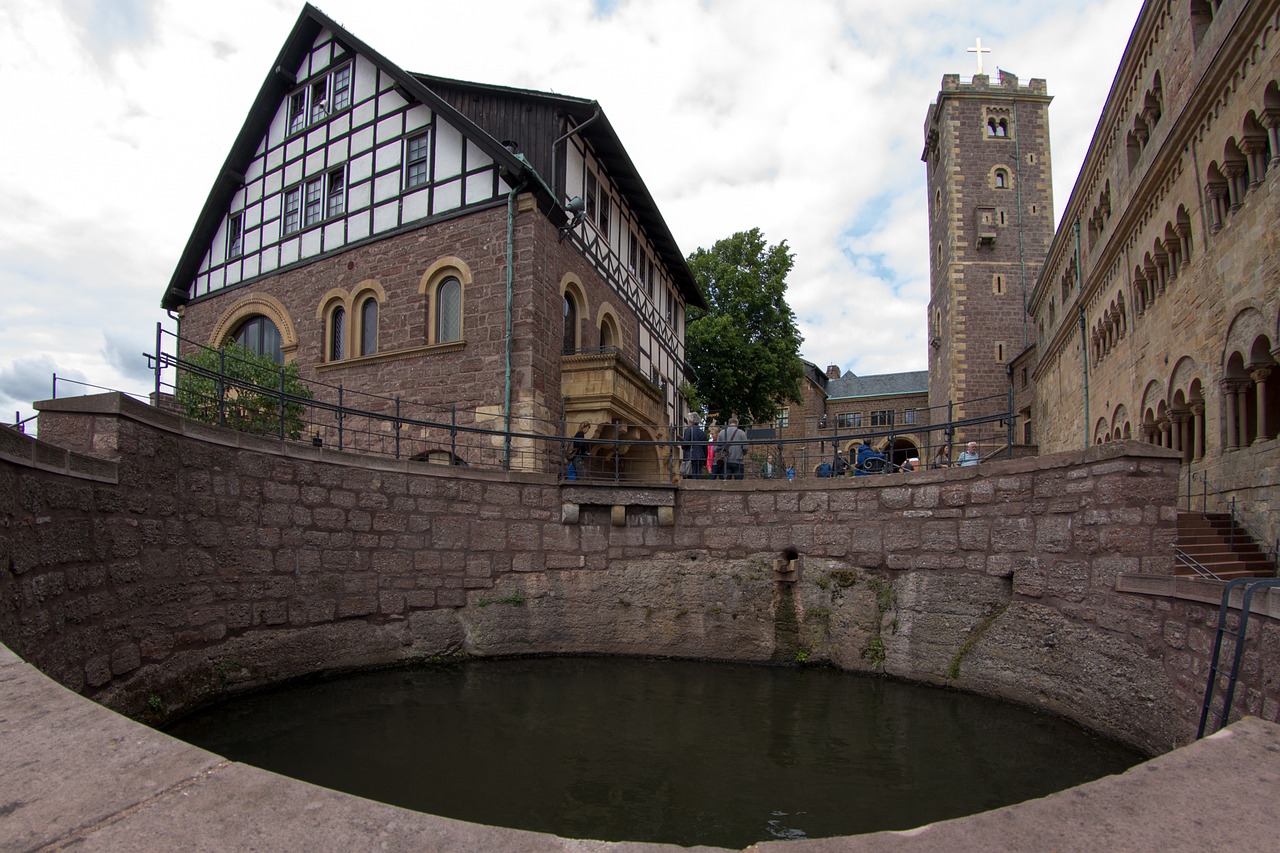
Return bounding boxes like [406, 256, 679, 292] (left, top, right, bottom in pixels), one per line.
[706, 427, 719, 478]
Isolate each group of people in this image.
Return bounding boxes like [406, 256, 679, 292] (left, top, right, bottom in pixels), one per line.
[680, 414, 748, 480]
[574, 417, 983, 481]
[931, 441, 981, 469]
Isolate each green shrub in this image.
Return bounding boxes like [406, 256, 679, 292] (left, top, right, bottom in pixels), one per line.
[176, 343, 312, 440]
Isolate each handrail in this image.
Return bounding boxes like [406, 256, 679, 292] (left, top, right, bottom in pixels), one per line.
[1184, 469, 1278, 572]
[1173, 547, 1223, 581]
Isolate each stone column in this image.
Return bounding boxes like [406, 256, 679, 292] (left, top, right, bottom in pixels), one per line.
[1240, 139, 1266, 187]
[1165, 239, 1180, 281]
[1236, 380, 1252, 447]
[1159, 418, 1172, 448]
[1208, 185, 1226, 232]
[1222, 380, 1240, 450]
[1177, 223, 1192, 270]
[1224, 164, 1246, 212]
[1171, 410, 1190, 459]
[1264, 111, 1280, 169]
[1191, 402, 1205, 461]
[1251, 366, 1271, 444]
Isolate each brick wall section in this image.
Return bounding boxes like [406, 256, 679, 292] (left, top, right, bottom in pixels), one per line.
[176, 198, 652, 464]
[4, 394, 1279, 754]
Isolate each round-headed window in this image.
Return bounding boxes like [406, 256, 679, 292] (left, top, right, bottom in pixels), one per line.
[230, 315, 283, 363]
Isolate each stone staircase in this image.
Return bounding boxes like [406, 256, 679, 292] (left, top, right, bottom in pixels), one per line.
[1175, 511, 1276, 580]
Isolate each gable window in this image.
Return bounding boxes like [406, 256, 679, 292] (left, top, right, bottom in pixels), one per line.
[283, 186, 302, 234]
[227, 213, 243, 258]
[436, 277, 462, 343]
[406, 132, 430, 189]
[628, 232, 639, 273]
[597, 192, 610, 240]
[329, 306, 346, 361]
[288, 91, 307, 135]
[287, 62, 354, 136]
[585, 171, 598, 223]
[329, 63, 352, 112]
[359, 297, 378, 356]
[304, 176, 324, 226]
[326, 168, 345, 218]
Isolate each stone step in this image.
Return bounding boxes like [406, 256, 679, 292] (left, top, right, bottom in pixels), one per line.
[1178, 541, 1267, 558]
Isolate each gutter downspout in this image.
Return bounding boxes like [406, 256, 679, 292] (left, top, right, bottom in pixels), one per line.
[551, 106, 601, 200]
[504, 176, 529, 469]
[1074, 219, 1089, 450]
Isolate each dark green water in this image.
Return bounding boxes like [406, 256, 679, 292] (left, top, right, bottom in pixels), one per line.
[166, 657, 1144, 848]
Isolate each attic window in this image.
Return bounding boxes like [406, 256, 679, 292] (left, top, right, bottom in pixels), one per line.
[405, 132, 430, 189]
[227, 213, 243, 258]
[287, 62, 354, 136]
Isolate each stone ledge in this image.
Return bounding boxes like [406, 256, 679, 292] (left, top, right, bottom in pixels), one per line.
[1118, 573, 1280, 618]
[5, 640, 1280, 852]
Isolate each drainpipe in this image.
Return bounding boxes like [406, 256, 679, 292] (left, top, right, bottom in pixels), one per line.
[1074, 219, 1089, 449]
[504, 175, 529, 469]
[551, 106, 601, 199]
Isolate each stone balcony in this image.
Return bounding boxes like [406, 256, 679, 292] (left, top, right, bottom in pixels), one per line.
[560, 348, 669, 480]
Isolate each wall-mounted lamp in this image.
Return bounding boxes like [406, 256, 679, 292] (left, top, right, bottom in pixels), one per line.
[559, 196, 586, 241]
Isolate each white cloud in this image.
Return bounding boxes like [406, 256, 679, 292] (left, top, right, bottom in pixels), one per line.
[0, 0, 1145, 424]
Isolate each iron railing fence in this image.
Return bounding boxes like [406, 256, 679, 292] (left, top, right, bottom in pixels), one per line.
[1182, 469, 1279, 574]
[13, 324, 1021, 483]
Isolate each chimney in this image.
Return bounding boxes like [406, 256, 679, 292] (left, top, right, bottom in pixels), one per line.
[826, 364, 841, 379]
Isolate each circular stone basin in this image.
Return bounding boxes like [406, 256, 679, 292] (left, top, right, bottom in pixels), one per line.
[166, 657, 1143, 848]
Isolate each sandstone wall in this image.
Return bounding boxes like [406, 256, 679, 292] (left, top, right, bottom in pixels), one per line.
[4, 394, 1279, 755]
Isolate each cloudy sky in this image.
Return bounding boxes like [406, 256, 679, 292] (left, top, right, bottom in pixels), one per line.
[0, 0, 1144, 425]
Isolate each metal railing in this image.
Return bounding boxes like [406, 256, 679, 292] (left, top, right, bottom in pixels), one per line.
[11, 325, 1023, 484]
[1183, 468, 1279, 574]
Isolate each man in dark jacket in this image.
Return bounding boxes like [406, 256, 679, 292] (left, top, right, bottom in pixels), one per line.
[680, 414, 707, 478]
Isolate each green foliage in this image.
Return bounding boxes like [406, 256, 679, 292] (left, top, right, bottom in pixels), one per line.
[146, 694, 163, 712]
[685, 228, 805, 425]
[861, 637, 886, 668]
[176, 343, 312, 440]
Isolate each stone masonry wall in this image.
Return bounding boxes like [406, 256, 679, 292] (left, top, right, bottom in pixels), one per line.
[4, 394, 1280, 756]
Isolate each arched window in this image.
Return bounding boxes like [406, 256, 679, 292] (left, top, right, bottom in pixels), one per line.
[359, 297, 378, 356]
[329, 306, 346, 361]
[563, 293, 578, 355]
[994, 168, 1008, 188]
[436, 277, 462, 343]
[230, 315, 283, 363]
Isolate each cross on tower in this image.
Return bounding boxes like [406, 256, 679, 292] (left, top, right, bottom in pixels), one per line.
[967, 37, 991, 75]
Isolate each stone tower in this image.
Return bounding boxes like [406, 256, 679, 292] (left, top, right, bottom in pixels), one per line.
[922, 71, 1055, 431]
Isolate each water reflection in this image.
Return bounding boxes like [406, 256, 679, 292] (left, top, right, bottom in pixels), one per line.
[166, 657, 1143, 848]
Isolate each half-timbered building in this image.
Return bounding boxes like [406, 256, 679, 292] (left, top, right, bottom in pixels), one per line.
[162, 4, 702, 476]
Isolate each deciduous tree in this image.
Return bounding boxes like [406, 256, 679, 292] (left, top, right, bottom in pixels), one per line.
[685, 228, 804, 425]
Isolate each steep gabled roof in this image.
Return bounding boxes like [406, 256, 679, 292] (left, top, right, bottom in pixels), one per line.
[416, 74, 703, 309]
[162, 4, 561, 311]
